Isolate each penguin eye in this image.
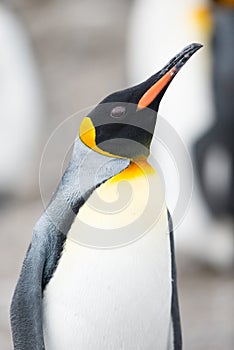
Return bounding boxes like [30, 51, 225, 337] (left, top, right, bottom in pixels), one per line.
[110, 106, 126, 118]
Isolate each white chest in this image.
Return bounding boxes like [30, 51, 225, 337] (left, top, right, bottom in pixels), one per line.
[42, 164, 173, 349]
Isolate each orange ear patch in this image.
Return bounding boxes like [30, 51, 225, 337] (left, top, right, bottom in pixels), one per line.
[79, 117, 96, 149]
[137, 67, 177, 110]
[79, 117, 122, 158]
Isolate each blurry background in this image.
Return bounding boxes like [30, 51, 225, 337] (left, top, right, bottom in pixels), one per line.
[0, 0, 233, 349]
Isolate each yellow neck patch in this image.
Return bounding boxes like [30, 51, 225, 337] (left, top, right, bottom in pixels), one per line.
[108, 158, 155, 184]
[79, 117, 122, 158]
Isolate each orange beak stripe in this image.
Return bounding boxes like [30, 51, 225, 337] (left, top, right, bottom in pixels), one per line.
[137, 67, 177, 110]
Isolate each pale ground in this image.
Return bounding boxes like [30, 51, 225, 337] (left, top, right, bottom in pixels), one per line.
[0, 0, 234, 349]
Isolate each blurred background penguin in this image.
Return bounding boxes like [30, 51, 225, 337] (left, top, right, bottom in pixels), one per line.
[0, 1, 44, 205]
[193, 0, 234, 261]
[127, 0, 234, 270]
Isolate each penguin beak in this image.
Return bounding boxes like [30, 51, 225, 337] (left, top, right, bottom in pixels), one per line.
[137, 43, 203, 110]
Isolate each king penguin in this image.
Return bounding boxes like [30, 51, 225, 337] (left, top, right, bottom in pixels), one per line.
[10, 43, 202, 350]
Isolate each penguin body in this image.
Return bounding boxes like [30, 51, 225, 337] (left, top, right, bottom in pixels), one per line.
[11, 44, 201, 350]
[42, 161, 172, 350]
[43, 214, 172, 349]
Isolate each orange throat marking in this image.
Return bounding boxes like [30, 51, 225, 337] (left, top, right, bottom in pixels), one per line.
[109, 159, 156, 184]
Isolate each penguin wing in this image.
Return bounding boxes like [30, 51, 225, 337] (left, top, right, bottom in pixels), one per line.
[167, 210, 182, 350]
[11, 221, 68, 350]
[10, 230, 48, 350]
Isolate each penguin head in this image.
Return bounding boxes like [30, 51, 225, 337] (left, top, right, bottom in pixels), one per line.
[79, 43, 202, 159]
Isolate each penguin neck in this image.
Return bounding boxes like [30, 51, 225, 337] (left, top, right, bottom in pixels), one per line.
[67, 152, 165, 246]
[78, 135, 155, 182]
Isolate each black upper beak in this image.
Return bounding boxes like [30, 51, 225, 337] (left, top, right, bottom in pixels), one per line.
[137, 43, 203, 111]
[161, 43, 203, 74]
